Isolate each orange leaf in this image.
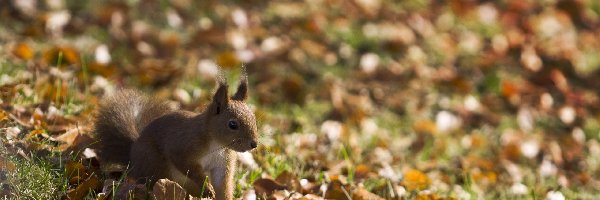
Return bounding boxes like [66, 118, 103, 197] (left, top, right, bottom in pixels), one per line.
[88, 62, 117, 78]
[402, 169, 430, 191]
[26, 129, 46, 141]
[501, 81, 518, 98]
[13, 43, 34, 60]
[43, 46, 80, 67]
[416, 193, 439, 200]
[354, 164, 371, 180]
[0, 110, 8, 121]
[414, 120, 437, 135]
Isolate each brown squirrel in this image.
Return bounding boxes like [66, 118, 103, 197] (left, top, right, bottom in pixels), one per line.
[94, 73, 258, 199]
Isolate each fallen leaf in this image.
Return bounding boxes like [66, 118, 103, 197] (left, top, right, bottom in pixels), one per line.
[271, 189, 292, 200]
[43, 46, 80, 67]
[324, 179, 350, 200]
[54, 128, 81, 150]
[354, 164, 371, 180]
[152, 179, 187, 200]
[12, 43, 34, 60]
[352, 187, 384, 200]
[414, 120, 437, 135]
[501, 81, 518, 98]
[105, 179, 148, 200]
[275, 171, 301, 191]
[253, 178, 288, 198]
[402, 169, 430, 191]
[66, 174, 101, 199]
[65, 160, 89, 184]
[416, 193, 439, 200]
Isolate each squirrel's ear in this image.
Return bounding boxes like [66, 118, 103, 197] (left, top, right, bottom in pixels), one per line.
[232, 71, 248, 101]
[211, 79, 229, 115]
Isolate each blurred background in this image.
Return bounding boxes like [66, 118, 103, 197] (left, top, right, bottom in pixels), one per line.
[1, 0, 600, 199]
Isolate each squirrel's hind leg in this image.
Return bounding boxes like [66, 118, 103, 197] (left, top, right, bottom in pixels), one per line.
[128, 141, 169, 184]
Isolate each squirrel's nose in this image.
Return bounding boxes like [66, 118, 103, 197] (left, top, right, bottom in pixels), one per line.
[250, 141, 257, 149]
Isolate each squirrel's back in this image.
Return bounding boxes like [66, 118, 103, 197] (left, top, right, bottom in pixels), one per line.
[94, 89, 174, 169]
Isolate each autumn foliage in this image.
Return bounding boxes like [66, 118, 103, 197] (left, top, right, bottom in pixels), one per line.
[1, 0, 600, 199]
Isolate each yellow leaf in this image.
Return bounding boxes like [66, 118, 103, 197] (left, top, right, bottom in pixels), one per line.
[0, 110, 8, 121]
[26, 129, 46, 140]
[416, 193, 438, 200]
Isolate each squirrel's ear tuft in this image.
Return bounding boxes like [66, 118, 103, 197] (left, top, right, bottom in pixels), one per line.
[232, 69, 248, 101]
[211, 79, 229, 115]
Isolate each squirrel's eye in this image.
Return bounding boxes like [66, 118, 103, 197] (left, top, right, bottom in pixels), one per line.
[228, 120, 239, 130]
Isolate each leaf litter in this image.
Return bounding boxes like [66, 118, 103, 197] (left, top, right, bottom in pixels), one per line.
[1, 0, 600, 199]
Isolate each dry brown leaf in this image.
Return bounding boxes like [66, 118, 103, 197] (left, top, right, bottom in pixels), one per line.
[89, 62, 118, 78]
[0, 84, 17, 105]
[65, 160, 89, 184]
[66, 174, 101, 199]
[324, 179, 350, 200]
[275, 171, 301, 191]
[253, 178, 288, 198]
[502, 142, 521, 162]
[55, 126, 94, 153]
[107, 179, 149, 200]
[152, 179, 187, 200]
[54, 128, 81, 151]
[352, 187, 384, 200]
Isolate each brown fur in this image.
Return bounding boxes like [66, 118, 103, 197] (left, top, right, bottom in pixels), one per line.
[94, 74, 258, 200]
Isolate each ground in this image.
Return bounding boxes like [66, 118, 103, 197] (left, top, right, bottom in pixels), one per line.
[1, 0, 600, 199]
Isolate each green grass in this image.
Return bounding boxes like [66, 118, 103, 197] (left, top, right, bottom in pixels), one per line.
[2, 149, 66, 199]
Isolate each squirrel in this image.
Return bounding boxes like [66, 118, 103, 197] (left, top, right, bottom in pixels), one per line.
[94, 73, 258, 200]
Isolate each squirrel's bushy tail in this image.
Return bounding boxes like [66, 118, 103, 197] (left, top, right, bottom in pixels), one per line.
[94, 89, 174, 169]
